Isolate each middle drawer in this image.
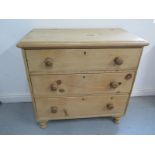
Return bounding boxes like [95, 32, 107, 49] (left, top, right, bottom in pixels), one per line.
[31, 72, 134, 97]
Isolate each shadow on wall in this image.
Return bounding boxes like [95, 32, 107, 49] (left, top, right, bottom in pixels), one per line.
[0, 43, 29, 96]
[134, 45, 155, 91]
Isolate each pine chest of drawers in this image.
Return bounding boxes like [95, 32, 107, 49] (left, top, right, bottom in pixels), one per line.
[17, 28, 148, 128]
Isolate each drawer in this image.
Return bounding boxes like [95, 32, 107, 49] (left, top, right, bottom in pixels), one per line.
[31, 72, 135, 97]
[26, 48, 141, 73]
[36, 94, 128, 120]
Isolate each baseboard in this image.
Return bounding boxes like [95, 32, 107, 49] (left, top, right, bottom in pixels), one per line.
[131, 88, 155, 96]
[0, 89, 155, 103]
[0, 93, 31, 103]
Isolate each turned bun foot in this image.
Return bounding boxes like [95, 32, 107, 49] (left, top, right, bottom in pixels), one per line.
[113, 117, 121, 124]
[39, 121, 48, 128]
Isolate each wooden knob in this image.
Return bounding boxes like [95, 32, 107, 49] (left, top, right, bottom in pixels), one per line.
[50, 83, 58, 91]
[44, 58, 53, 67]
[125, 73, 132, 80]
[114, 57, 123, 65]
[51, 106, 58, 113]
[110, 81, 119, 89]
[56, 80, 62, 85]
[106, 103, 114, 110]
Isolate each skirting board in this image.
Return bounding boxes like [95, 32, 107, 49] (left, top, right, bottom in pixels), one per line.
[0, 93, 32, 103]
[131, 88, 155, 96]
[0, 89, 155, 103]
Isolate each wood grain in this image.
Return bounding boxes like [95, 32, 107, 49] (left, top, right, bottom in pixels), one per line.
[31, 72, 135, 97]
[36, 94, 128, 121]
[26, 48, 142, 74]
[17, 28, 149, 126]
[22, 50, 38, 119]
[17, 28, 149, 48]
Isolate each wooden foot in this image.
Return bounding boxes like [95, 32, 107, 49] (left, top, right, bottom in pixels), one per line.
[113, 117, 121, 124]
[39, 121, 48, 129]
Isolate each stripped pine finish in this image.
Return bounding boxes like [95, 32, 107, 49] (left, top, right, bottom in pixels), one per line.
[17, 28, 149, 128]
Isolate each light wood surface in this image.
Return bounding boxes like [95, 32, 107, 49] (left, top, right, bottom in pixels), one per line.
[31, 72, 135, 97]
[35, 94, 128, 121]
[17, 28, 149, 127]
[17, 28, 149, 48]
[22, 50, 38, 117]
[113, 117, 121, 124]
[124, 48, 143, 114]
[38, 120, 48, 128]
[26, 48, 141, 73]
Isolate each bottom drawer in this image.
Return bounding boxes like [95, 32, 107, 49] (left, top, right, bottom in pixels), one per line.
[35, 94, 129, 121]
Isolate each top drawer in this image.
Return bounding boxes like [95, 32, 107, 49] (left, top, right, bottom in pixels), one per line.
[26, 48, 142, 74]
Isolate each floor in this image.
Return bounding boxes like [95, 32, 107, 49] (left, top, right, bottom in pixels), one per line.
[0, 96, 155, 135]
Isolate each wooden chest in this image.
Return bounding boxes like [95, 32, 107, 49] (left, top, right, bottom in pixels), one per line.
[17, 28, 148, 128]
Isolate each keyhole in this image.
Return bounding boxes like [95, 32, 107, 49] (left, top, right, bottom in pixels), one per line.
[84, 51, 86, 55]
[83, 76, 86, 79]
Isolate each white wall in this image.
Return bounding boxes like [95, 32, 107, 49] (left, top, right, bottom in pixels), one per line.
[0, 19, 155, 103]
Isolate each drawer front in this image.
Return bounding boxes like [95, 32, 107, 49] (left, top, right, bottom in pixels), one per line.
[31, 72, 134, 97]
[26, 48, 141, 73]
[36, 94, 128, 120]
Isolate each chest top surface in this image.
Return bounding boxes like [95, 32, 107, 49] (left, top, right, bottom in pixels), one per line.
[17, 28, 149, 49]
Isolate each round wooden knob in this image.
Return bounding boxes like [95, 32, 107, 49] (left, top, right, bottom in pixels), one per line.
[50, 83, 58, 91]
[110, 81, 119, 89]
[114, 57, 123, 65]
[106, 103, 114, 110]
[44, 58, 53, 67]
[51, 106, 58, 113]
[56, 80, 62, 85]
[125, 73, 132, 80]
